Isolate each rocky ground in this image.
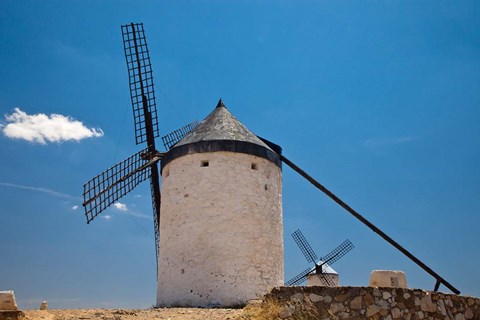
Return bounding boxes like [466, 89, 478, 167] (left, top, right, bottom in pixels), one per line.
[22, 308, 247, 320]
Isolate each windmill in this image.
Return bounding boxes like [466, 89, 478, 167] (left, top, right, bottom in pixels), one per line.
[82, 23, 197, 262]
[286, 229, 354, 287]
[82, 22, 460, 307]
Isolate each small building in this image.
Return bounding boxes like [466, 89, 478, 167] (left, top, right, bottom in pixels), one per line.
[369, 270, 408, 288]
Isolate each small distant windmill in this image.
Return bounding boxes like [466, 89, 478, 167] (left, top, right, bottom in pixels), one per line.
[286, 229, 354, 286]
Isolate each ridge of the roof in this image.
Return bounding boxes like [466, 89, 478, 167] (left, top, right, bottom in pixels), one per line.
[215, 98, 226, 109]
[174, 99, 272, 151]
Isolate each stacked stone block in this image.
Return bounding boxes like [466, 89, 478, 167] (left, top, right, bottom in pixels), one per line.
[0, 291, 24, 320]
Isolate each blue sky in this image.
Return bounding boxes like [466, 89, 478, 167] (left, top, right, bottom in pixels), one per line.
[1, 0, 479, 309]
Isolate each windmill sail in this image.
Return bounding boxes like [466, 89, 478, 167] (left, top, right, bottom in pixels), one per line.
[285, 267, 313, 286]
[83, 148, 157, 223]
[122, 22, 162, 262]
[161, 120, 199, 150]
[292, 229, 318, 263]
[320, 239, 354, 266]
[83, 23, 163, 271]
[121, 23, 159, 145]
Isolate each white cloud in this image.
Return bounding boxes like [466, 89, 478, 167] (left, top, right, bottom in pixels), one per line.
[1, 108, 103, 144]
[113, 202, 128, 211]
[102, 215, 112, 220]
[127, 211, 151, 219]
[72, 205, 79, 210]
[363, 136, 415, 147]
[0, 182, 79, 200]
[111, 202, 151, 219]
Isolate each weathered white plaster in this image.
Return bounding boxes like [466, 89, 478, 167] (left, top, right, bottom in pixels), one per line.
[157, 151, 283, 307]
[307, 273, 339, 286]
[369, 270, 408, 288]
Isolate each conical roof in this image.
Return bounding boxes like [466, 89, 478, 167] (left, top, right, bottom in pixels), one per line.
[161, 99, 281, 170]
[175, 99, 272, 151]
[313, 262, 338, 275]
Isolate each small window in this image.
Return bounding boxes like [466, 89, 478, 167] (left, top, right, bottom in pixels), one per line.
[201, 160, 209, 167]
[251, 163, 258, 170]
[165, 169, 170, 177]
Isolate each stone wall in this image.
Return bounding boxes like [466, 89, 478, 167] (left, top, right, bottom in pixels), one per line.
[264, 286, 480, 320]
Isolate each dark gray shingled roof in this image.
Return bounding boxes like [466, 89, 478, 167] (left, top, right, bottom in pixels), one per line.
[161, 99, 281, 170]
[174, 99, 273, 151]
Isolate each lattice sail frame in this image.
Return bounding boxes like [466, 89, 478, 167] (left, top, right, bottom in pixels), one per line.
[83, 149, 151, 223]
[292, 229, 318, 263]
[285, 267, 313, 286]
[320, 239, 354, 266]
[161, 120, 199, 150]
[121, 23, 159, 145]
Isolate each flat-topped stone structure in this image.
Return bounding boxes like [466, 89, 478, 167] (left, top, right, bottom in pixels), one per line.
[0, 291, 24, 320]
[369, 270, 408, 288]
[0, 291, 17, 311]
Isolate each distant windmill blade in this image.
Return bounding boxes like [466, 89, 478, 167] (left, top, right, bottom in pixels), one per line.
[320, 239, 354, 266]
[285, 267, 313, 286]
[161, 120, 199, 150]
[316, 268, 336, 287]
[291, 229, 318, 263]
[83, 149, 159, 223]
[121, 23, 159, 145]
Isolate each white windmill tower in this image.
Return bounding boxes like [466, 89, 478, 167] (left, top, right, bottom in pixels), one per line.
[157, 99, 284, 307]
[82, 23, 284, 308]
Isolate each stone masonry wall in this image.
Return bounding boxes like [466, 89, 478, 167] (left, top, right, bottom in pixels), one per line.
[265, 286, 480, 320]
